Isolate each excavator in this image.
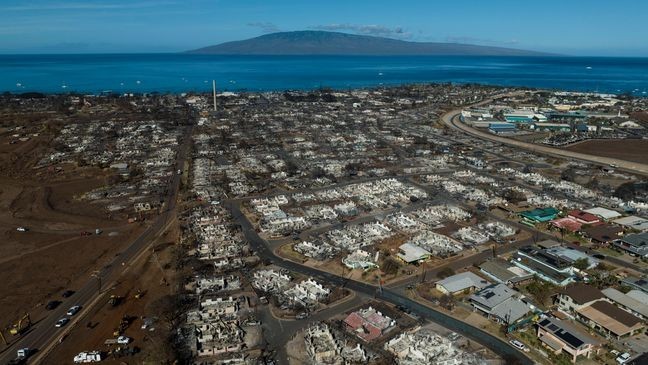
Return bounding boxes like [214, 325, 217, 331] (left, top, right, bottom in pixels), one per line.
[9, 314, 31, 336]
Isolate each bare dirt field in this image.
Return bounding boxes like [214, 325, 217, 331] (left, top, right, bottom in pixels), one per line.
[563, 139, 648, 164]
[41, 227, 181, 365]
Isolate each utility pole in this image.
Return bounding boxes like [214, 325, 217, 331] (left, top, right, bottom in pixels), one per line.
[212, 80, 217, 111]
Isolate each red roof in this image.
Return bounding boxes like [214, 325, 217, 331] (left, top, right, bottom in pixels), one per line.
[344, 312, 364, 329]
[568, 210, 600, 223]
[551, 217, 582, 232]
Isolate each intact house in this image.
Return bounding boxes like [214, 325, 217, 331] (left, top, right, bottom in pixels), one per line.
[479, 259, 533, 286]
[622, 276, 648, 294]
[519, 207, 560, 225]
[613, 232, 648, 258]
[583, 224, 623, 245]
[555, 284, 604, 315]
[602, 288, 648, 321]
[576, 300, 645, 339]
[435, 272, 491, 296]
[512, 246, 577, 286]
[537, 317, 600, 363]
[469, 283, 534, 326]
[397, 243, 431, 264]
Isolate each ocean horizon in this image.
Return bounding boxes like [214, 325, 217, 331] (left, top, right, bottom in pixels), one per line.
[2, 53, 648, 95]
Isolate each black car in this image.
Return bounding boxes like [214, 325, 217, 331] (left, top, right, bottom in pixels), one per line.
[45, 300, 60, 310]
[62, 290, 75, 298]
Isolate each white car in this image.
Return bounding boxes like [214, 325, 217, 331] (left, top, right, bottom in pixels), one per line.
[74, 351, 102, 363]
[616, 353, 631, 364]
[55, 318, 69, 328]
[509, 339, 526, 351]
[16, 227, 28, 232]
[67, 305, 81, 316]
[117, 335, 131, 344]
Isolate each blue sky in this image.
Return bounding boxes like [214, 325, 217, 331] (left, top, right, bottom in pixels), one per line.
[1, 0, 647, 56]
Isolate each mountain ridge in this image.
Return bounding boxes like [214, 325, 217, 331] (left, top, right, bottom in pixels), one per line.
[188, 31, 554, 56]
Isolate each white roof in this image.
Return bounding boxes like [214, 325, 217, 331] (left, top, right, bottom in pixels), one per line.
[397, 243, 431, 263]
[613, 216, 648, 231]
[436, 272, 490, 293]
[584, 207, 622, 220]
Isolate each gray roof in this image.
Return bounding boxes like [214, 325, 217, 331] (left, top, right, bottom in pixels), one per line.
[620, 232, 648, 248]
[436, 272, 490, 293]
[622, 276, 648, 294]
[538, 317, 599, 349]
[490, 297, 532, 324]
[397, 243, 431, 263]
[602, 288, 648, 318]
[470, 283, 515, 310]
[480, 259, 532, 284]
[613, 216, 648, 231]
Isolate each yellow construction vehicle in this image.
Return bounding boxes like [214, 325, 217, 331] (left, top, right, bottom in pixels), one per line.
[9, 314, 31, 336]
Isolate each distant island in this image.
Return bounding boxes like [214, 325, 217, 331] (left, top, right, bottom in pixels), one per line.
[188, 30, 552, 56]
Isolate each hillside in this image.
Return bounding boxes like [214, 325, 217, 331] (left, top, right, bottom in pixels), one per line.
[188, 31, 551, 56]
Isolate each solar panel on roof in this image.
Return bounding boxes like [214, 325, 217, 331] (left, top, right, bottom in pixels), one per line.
[548, 324, 559, 331]
[556, 330, 584, 349]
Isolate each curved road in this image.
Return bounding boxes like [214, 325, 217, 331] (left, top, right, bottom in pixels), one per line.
[441, 106, 648, 176]
[226, 201, 534, 365]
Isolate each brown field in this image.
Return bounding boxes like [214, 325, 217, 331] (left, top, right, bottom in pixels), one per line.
[563, 139, 648, 164]
[0, 120, 151, 353]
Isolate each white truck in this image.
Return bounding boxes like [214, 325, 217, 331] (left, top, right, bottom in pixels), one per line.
[73, 351, 102, 363]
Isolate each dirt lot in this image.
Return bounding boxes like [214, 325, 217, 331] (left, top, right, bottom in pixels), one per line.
[563, 139, 648, 164]
[41, 226, 181, 365]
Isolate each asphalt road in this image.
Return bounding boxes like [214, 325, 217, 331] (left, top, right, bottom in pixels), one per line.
[225, 200, 534, 365]
[441, 106, 648, 177]
[0, 126, 193, 365]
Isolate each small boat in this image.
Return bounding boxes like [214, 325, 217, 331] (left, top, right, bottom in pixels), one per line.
[378, 72, 384, 76]
[16, 83, 22, 87]
[136, 80, 141, 84]
[585, 66, 592, 70]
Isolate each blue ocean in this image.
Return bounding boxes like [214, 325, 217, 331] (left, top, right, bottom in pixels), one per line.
[1, 54, 648, 95]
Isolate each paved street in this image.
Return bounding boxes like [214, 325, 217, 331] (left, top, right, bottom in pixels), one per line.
[225, 200, 535, 365]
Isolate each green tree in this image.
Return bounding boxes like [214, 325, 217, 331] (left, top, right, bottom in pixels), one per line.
[573, 258, 590, 271]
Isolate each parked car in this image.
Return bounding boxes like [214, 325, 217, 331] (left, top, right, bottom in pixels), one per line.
[117, 336, 131, 344]
[66, 305, 81, 316]
[616, 353, 631, 364]
[62, 290, 75, 298]
[16, 227, 28, 232]
[509, 339, 525, 351]
[46, 300, 61, 310]
[55, 318, 69, 328]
